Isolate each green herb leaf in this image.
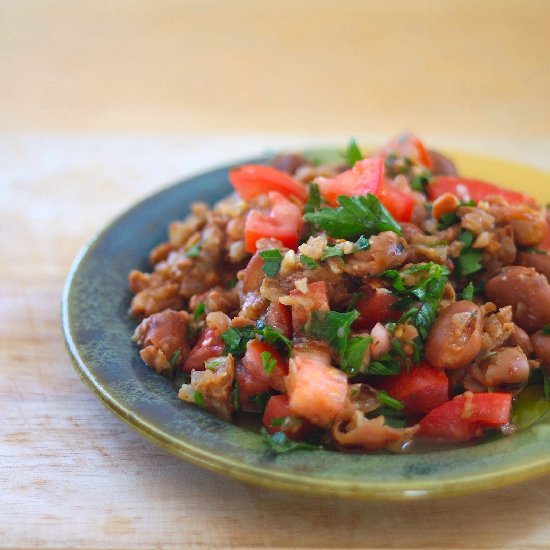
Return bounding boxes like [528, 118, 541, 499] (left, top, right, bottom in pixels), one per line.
[304, 183, 321, 215]
[261, 427, 320, 454]
[354, 235, 370, 251]
[410, 169, 432, 193]
[221, 326, 256, 358]
[320, 245, 344, 261]
[204, 357, 226, 371]
[368, 355, 402, 375]
[457, 248, 484, 277]
[193, 390, 205, 408]
[260, 249, 284, 278]
[300, 254, 319, 270]
[305, 310, 359, 357]
[257, 322, 293, 354]
[523, 247, 547, 255]
[367, 406, 407, 428]
[461, 282, 475, 301]
[169, 349, 181, 377]
[341, 336, 372, 375]
[186, 242, 201, 258]
[542, 324, 550, 335]
[437, 212, 460, 230]
[377, 390, 405, 410]
[270, 417, 285, 427]
[304, 193, 402, 241]
[193, 301, 205, 321]
[251, 392, 270, 413]
[344, 137, 363, 167]
[261, 351, 277, 375]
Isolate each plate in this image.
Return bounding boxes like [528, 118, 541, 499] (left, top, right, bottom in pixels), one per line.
[62, 149, 550, 500]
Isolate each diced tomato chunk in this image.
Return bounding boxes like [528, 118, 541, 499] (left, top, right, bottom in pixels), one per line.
[229, 164, 308, 203]
[182, 328, 224, 373]
[376, 361, 449, 415]
[262, 394, 311, 440]
[379, 132, 433, 170]
[377, 182, 415, 222]
[244, 191, 303, 253]
[417, 392, 512, 442]
[262, 302, 293, 339]
[317, 157, 384, 207]
[286, 351, 348, 428]
[242, 340, 288, 392]
[428, 176, 535, 206]
[354, 287, 401, 331]
[236, 362, 270, 413]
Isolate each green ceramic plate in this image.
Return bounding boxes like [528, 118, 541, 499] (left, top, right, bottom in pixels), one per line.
[62, 149, 550, 500]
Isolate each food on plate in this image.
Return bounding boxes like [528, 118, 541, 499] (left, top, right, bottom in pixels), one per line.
[129, 132, 550, 453]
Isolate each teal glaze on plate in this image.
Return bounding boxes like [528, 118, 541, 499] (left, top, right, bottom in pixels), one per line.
[62, 150, 550, 500]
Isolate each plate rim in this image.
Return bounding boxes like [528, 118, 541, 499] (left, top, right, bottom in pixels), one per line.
[62, 148, 550, 500]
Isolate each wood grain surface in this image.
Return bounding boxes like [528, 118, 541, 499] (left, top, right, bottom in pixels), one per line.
[2, 134, 550, 550]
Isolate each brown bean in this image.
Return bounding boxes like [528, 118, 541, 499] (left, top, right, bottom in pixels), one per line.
[506, 324, 533, 355]
[518, 251, 550, 281]
[531, 330, 550, 377]
[497, 205, 547, 247]
[425, 300, 482, 369]
[485, 266, 550, 333]
[482, 346, 530, 387]
[427, 149, 458, 176]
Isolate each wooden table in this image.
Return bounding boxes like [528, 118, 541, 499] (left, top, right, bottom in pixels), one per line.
[3, 1, 550, 548]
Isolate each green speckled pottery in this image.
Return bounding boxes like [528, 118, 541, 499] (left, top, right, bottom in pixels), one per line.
[62, 149, 550, 500]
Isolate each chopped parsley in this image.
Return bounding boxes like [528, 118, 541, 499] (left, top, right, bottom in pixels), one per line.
[261, 351, 277, 375]
[344, 137, 363, 167]
[256, 321, 293, 353]
[304, 183, 322, 214]
[186, 242, 201, 258]
[261, 428, 320, 454]
[456, 230, 483, 277]
[221, 325, 256, 358]
[204, 357, 226, 370]
[410, 169, 432, 193]
[193, 301, 205, 321]
[305, 309, 359, 357]
[304, 193, 402, 241]
[341, 336, 372, 375]
[259, 249, 284, 278]
[541, 324, 550, 335]
[300, 254, 319, 270]
[437, 211, 460, 230]
[270, 417, 285, 427]
[169, 349, 181, 377]
[461, 281, 475, 301]
[354, 235, 370, 251]
[320, 245, 344, 261]
[193, 390, 205, 408]
[251, 392, 270, 413]
[377, 390, 404, 410]
[523, 247, 547, 255]
[367, 406, 407, 429]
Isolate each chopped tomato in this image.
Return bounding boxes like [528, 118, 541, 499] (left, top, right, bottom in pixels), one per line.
[317, 157, 384, 207]
[242, 340, 288, 392]
[377, 182, 415, 223]
[229, 164, 308, 203]
[236, 362, 270, 413]
[182, 328, 224, 373]
[376, 361, 449, 415]
[245, 191, 303, 253]
[428, 176, 536, 206]
[417, 392, 512, 442]
[262, 394, 310, 439]
[262, 302, 293, 339]
[379, 132, 433, 170]
[286, 351, 348, 428]
[354, 287, 401, 331]
[280, 280, 330, 332]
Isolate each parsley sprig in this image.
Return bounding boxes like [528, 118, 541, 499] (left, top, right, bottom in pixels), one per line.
[260, 249, 284, 278]
[344, 137, 363, 167]
[261, 428, 321, 454]
[456, 230, 483, 277]
[304, 194, 402, 241]
[221, 322, 292, 358]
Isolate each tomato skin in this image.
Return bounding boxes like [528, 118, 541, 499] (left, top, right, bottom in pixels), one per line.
[417, 392, 512, 442]
[262, 394, 310, 439]
[229, 164, 308, 203]
[262, 302, 293, 339]
[376, 361, 449, 415]
[379, 132, 433, 170]
[236, 362, 270, 413]
[317, 157, 384, 207]
[244, 191, 303, 253]
[378, 182, 415, 222]
[354, 287, 401, 331]
[182, 328, 224, 373]
[242, 340, 288, 392]
[428, 176, 536, 206]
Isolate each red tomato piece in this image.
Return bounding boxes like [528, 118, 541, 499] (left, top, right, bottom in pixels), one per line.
[262, 394, 311, 439]
[376, 361, 449, 415]
[262, 302, 293, 339]
[236, 362, 270, 413]
[317, 157, 384, 207]
[377, 182, 415, 222]
[286, 351, 348, 428]
[229, 164, 308, 203]
[181, 328, 224, 373]
[354, 287, 401, 331]
[379, 132, 433, 170]
[244, 191, 303, 253]
[242, 340, 288, 392]
[417, 392, 512, 442]
[428, 176, 535, 206]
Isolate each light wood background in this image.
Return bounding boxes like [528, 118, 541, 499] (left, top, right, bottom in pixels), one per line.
[2, 1, 550, 549]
